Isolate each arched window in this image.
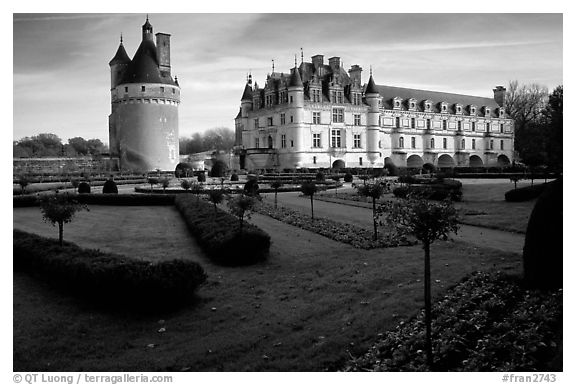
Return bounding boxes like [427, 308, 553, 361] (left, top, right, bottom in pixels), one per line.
[430, 138, 435, 149]
[399, 137, 404, 148]
[461, 138, 465, 149]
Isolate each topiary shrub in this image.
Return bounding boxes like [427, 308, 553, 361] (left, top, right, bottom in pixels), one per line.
[102, 179, 118, 194]
[523, 178, 562, 289]
[244, 179, 260, 197]
[504, 183, 548, 202]
[13, 229, 206, 309]
[344, 172, 353, 183]
[230, 173, 239, 182]
[316, 171, 325, 181]
[175, 162, 194, 178]
[210, 160, 228, 177]
[197, 172, 206, 183]
[77, 182, 91, 194]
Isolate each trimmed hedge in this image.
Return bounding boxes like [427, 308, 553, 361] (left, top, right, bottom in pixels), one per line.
[393, 183, 462, 201]
[13, 229, 206, 309]
[14, 193, 175, 207]
[505, 182, 549, 202]
[174, 195, 270, 266]
[102, 179, 118, 194]
[77, 182, 91, 193]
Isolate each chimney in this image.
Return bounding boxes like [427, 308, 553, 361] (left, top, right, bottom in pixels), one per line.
[156, 33, 171, 76]
[493, 85, 506, 107]
[348, 64, 362, 86]
[328, 56, 340, 71]
[311, 54, 324, 70]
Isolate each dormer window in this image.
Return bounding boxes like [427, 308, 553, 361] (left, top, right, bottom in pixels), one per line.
[456, 104, 463, 114]
[424, 100, 432, 112]
[498, 107, 505, 117]
[440, 102, 448, 113]
[393, 97, 403, 110]
[484, 107, 491, 116]
[408, 98, 417, 111]
[470, 105, 477, 115]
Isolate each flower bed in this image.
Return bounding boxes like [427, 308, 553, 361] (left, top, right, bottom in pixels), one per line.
[13, 229, 207, 309]
[255, 202, 413, 249]
[344, 271, 562, 371]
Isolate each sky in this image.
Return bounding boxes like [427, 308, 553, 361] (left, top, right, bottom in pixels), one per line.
[13, 12, 563, 145]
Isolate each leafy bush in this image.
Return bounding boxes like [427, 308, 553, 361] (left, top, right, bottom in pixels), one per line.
[102, 179, 118, 194]
[244, 179, 260, 196]
[345, 271, 562, 372]
[504, 183, 549, 202]
[77, 182, 91, 194]
[175, 162, 194, 178]
[174, 195, 270, 266]
[210, 160, 228, 177]
[344, 172, 353, 183]
[230, 173, 239, 182]
[13, 229, 206, 309]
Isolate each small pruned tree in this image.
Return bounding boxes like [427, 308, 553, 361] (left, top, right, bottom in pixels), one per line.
[71, 179, 80, 193]
[160, 177, 170, 193]
[181, 179, 192, 192]
[228, 194, 257, 233]
[39, 192, 88, 246]
[331, 176, 341, 195]
[148, 177, 158, 191]
[377, 195, 459, 369]
[190, 182, 204, 203]
[18, 177, 29, 195]
[207, 189, 225, 213]
[301, 181, 318, 219]
[510, 175, 522, 189]
[270, 180, 284, 209]
[358, 174, 371, 185]
[356, 182, 386, 240]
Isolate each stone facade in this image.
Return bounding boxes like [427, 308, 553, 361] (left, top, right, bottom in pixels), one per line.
[234, 54, 514, 170]
[108, 17, 180, 172]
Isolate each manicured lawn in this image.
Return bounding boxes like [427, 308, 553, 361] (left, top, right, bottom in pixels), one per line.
[13, 206, 521, 371]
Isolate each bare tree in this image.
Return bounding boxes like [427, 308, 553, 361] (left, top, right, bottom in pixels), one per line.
[505, 80, 548, 132]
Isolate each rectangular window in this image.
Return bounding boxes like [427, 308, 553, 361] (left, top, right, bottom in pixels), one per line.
[254, 119, 259, 129]
[354, 114, 361, 126]
[337, 91, 343, 104]
[472, 122, 476, 132]
[411, 118, 415, 129]
[313, 112, 321, 124]
[500, 140, 504, 150]
[290, 115, 294, 123]
[458, 121, 462, 131]
[172, 88, 175, 94]
[461, 139, 465, 149]
[141, 86, 146, 92]
[330, 91, 336, 103]
[267, 117, 273, 126]
[160, 86, 165, 92]
[442, 120, 447, 130]
[487, 122, 491, 131]
[426, 119, 431, 130]
[500, 123, 504, 133]
[472, 139, 476, 149]
[490, 140, 494, 150]
[332, 108, 344, 123]
[313, 156, 317, 164]
[280, 113, 286, 125]
[359, 157, 363, 166]
[411, 137, 416, 149]
[331, 129, 341, 148]
[313, 133, 321, 148]
[124, 86, 129, 93]
[290, 96, 294, 104]
[353, 134, 361, 148]
[443, 138, 447, 149]
[281, 134, 286, 148]
[255, 138, 259, 148]
[396, 117, 400, 128]
[291, 140, 294, 147]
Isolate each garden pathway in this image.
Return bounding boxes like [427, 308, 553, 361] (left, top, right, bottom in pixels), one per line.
[263, 191, 525, 255]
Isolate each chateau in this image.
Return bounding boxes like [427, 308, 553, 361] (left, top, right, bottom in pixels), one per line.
[108, 17, 180, 172]
[234, 54, 514, 170]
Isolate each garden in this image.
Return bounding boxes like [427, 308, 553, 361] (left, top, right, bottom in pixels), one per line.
[12, 169, 562, 371]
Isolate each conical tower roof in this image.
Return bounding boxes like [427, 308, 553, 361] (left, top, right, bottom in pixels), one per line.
[241, 83, 253, 101]
[289, 66, 303, 87]
[365, 74, 378, 94]
[109, 41, 131, 66]
[119, 39, 176, 85]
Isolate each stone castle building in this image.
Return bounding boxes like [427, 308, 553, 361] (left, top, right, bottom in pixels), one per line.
[108, 17, 180, 171]
[234, 54, 514, 170]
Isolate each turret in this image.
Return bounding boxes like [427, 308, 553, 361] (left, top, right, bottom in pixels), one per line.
[365, 69, 380, 165]
[288, 62, 305, 167]
[108, 35, 131, 89]
[142, 15, 153, 41]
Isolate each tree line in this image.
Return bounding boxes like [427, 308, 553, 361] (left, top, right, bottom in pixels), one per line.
[506, 81, 562, 171]
[179, 127, 235, 155]
[13, 133, 108, 158]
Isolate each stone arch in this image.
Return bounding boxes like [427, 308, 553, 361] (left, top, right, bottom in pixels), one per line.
[406, 154, 424, 168]
[497, 154, 511, 167]
[469, 155, 484, 167]
[332, 159, 345, 169]
[438, 154, 455, 168]
[422, 162, 436, 174]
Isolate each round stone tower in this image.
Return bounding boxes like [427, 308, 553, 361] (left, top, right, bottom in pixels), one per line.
[108, 16, 180, 172]
[365, 71, 381, 166]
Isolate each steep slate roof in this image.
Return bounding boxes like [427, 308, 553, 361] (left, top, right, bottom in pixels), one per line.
[365, 75, 378, 94]
[241, 83, 253, 101]
[373, 84, 500, 117]
[109, 43, 131, 66]
[119, 39, 177, 85]
[289, 66, 303, 87]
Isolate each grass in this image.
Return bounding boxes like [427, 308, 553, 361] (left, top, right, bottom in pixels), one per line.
[13, 206, 522, 371]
